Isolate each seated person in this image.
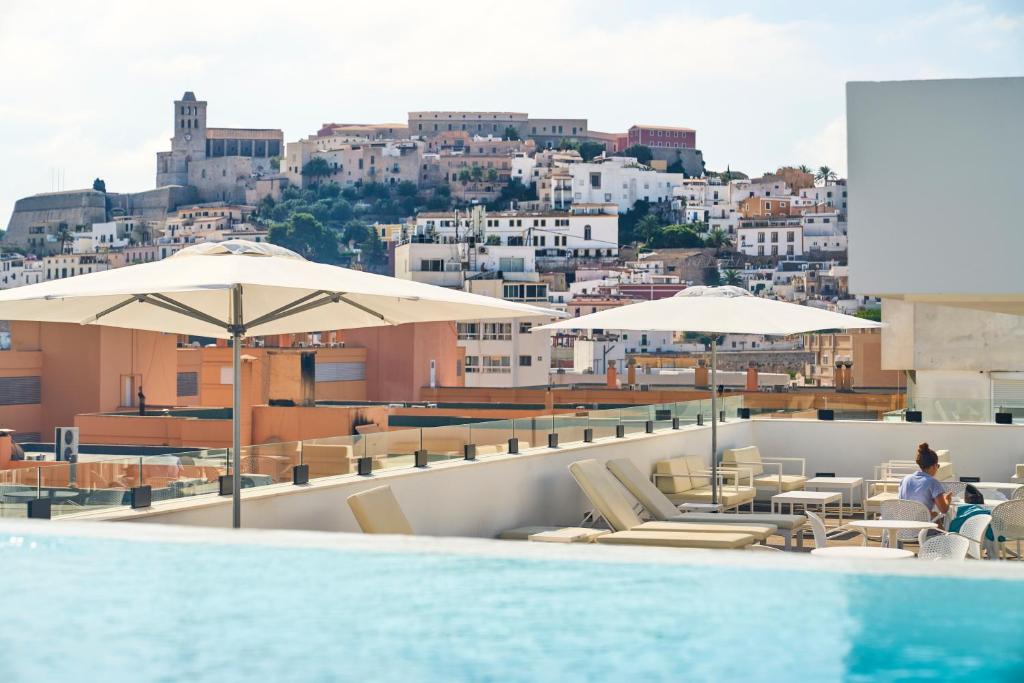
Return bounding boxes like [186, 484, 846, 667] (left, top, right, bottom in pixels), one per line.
[948, 484, 995, 541]
[898, 443, 951, 518]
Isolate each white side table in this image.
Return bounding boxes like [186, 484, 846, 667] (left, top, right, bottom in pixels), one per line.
[677, 502, 724, 513]
[811, 546, 914, 560]
[771, 490, 844, 524]
[847, 519, 936, 548]
[805, 476, 864, 513]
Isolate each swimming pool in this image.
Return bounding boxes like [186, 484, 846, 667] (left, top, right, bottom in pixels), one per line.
[1, 521, 1022, 682]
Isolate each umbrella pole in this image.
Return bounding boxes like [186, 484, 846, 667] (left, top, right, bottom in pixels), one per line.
[710, 335, 718, 506]
[231, 285, 242, 529]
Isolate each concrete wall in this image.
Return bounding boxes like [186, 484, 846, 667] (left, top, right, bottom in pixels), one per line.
[848, 77, 1024, 298]
[77, 420, 751, 534]
[752, 419, 1023, 483]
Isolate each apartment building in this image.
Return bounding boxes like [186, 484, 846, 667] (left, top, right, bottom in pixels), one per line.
[408, 111, 529, 138]
[738, 196, 796, 219]
[627, 125, 695, 149]
[802, 210, 847, 253]
[412, 205, 618, 259]
[568, 156, 685, 212]
[803, 329, 900, 388]
[798, 182, 848, 217]
[0, 255, 43, 289]
[282, 138, 425, 188]
[737, 218, 803, 257]
[42, 253, 110, 281]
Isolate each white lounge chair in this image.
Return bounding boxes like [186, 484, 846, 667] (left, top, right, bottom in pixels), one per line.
[918, 534, 970, 561]
[568, 459, 762, 550]
[346, 485, 414, 535]
[606, 458, 807, 550]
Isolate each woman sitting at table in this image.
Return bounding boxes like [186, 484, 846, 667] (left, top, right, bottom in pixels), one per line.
[898, 443, 951, 518]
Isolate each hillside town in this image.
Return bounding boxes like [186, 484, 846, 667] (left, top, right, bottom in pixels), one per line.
[1, 92, 880, 394]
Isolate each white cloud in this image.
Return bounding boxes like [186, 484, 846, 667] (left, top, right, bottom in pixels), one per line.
[793, 117, 848, 177]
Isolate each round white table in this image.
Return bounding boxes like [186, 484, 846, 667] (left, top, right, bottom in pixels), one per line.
[811, 546, 914, 559]
[847, 519, 936, 548]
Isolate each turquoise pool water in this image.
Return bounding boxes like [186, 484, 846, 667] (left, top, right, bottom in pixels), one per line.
[1, 530, 1022, 682]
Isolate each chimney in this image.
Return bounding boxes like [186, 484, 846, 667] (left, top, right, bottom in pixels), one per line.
[694, 358, 709, 389]
[627, 358, 637, 386]
[0, 429, 13, 467]
[606, 360, 618, 388]
[745, 362, 759, 392]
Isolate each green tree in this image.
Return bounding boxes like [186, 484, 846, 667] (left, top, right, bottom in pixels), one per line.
[634, 214, 663, 243]
[854, 308, 882, 322]
[301, 157, 333, 183]
[577, 141, 605, 161]
[704, 228, 734, 252]
[703, 267, 722, 286]
[92, 178, 106, 193]
[797, 164, 812, 174]
[722, 268, 743, 286]
[396, 180, 418, 197]
[503, 126, 521, 141]
[815, 165, 838, 186]
[618, 199, 652, 245]
[615, 144, 653, 165]
[457, 169, 471, 183]
[269, 212, 339, 263]
[486, 168, 498, 182]
[647, 225, 704, 249]
[470, 165, 484, 181]
[426, 186, 452, 211]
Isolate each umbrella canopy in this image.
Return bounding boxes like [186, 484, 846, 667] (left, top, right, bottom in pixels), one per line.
[535, 285, 883, 336]
[534, 285, 883, 504]
[0, 240, 559, 527]
[0, 240, 556, 338]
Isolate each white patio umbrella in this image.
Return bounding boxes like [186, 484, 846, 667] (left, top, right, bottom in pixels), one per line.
[0, 240, 558, 527]
[534, 286, 882, 503]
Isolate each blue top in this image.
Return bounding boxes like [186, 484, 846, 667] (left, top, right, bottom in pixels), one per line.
[898, 470, 945, 511]
[948, 504, 995, 541]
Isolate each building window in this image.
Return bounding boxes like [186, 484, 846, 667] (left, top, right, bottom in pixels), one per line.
[420, 259, 444, 272]
[519, 355, 532, 367]
[584, 225, 592, 241]
[757, 232, 765, 243]
[787, 231, 795, 242]
[519, 322, 532, 334]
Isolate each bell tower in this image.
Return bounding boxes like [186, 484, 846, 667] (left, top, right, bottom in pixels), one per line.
[157, 91, 209, 186]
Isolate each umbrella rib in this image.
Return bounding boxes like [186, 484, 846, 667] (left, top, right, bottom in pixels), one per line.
[337, 294, 395, 324]
[84, 295, 142, 324]
[243, 290, 331, 329]
[145, 293, 231, 330]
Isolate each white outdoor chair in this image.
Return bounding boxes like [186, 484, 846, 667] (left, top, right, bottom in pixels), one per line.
[803, 509, 852, 550]
[880, 499, 932, 547]
[942, 481, 968, 498]
[747, 544, 784, 552]
[990, 500, 1024, 559]
[1011, 487, 1024, 501]
[918, 534, 970, 561]
[956, 514, 992, 560]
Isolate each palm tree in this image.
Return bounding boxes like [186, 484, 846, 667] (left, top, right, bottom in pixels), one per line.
[722, 268, 743, 287]
[56, 224, 73, 254]
[797, 164, 813, 174]
[815, 165, 838, 186]
[704, 228, 734, 252]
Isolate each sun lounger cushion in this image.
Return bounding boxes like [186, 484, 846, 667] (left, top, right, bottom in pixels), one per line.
[634, 520, 777, 541]
[654, 458, 693, 494]
[596, 530, 755, 549]
[607, 458, 681, 520]
[752, 473, 807, 492]
[527, 528, 611, 543]
[346, 485, 413, 535]
[568, 459, 645, 531]
[498, 526, 562, 540]
[665, 487, 757, 508]
[723, 446, 764, 475]
[670, 512, 806, 531]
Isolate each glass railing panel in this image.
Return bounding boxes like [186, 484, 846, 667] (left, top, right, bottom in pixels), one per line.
[469, 419, 514, 457]
[554, 414, 589, 444]
[908, 396, 994, 424]
[585, 408, 620, 440]
[619, 405, 650, 436]
[240, 441, 300, 485]
[420, 424, 470, 463]
[300, 434, 365, 477]
[363, 430, 419, 471]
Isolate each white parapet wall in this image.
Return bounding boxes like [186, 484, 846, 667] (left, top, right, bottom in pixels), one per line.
[66, 420, 754, 536]
[751, 419, 1023, 483]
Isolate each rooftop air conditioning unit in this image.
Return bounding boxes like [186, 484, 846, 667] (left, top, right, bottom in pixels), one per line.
[54, 426, 79, 462]
[478, 247, 487, 254]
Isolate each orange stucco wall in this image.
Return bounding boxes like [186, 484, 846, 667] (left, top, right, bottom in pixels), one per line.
[3, 322, 177, 438]
[342, 321, 462, 402]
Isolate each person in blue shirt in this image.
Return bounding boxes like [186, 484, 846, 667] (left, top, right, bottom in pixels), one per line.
[948, 484, 995, 540]
[898, 443, 951, 517]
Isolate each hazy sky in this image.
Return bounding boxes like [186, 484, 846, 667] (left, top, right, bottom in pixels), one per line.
[1, 0, 1021, 222]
